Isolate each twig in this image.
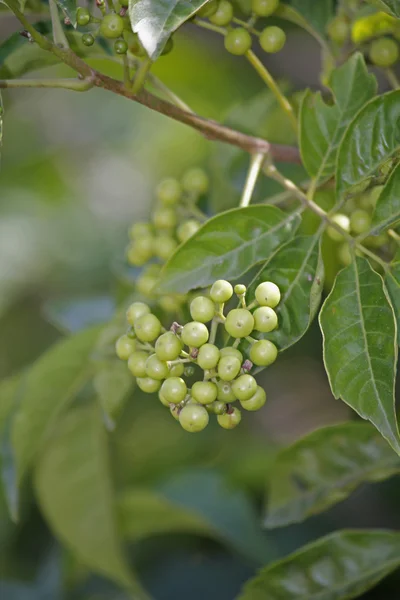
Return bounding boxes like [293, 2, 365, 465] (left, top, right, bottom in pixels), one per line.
[240, 151, 265, 207]
[0, 78, 94, 90]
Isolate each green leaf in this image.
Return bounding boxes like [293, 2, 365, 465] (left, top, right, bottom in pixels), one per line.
[158, 206, 301, 294]
[34, 402, 142, 594]
[128, 0, 209, 60]
[248, 233, 324, 351]
[385, 249, 400, 345]
[265, 422, 400, 529]
[371, 162, 400, 233]
[0, 91, 3, 163]
[238, 530, 400, 600]
[284, 0, 334, 39]
[11, 326, 100, 487]
[300, 54, 377, 185]
[93, 361, 134, 431]
[319, 257, 399, 454]
[55, 0, 77, 25]
[336, 91, 400, 198]
[367, 0, 400, 18]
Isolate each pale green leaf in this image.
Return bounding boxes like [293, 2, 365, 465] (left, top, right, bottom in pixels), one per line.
[11, 327, 100, 486]
[34, 402, 144, 595]
[128, 0, 209, 60]
[367, 0, 400, 17]
[336, 91, 400, 198]
[300, 54, 377, 185]
[319, 257, 399, 454]
[158, 206, 301, 294]
[93, 361, 134, 431]
[265, 422, 400, 529]
[385, 249, 400, 345]
[238, 530, 400, 600]
[371, 162, 400, 233]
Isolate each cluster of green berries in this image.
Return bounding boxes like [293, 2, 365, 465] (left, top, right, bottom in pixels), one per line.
[198, 0, 286, 56]
[115, 279, 281, 432]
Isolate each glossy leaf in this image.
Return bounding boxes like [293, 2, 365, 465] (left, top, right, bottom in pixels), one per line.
[238, 530, 400, 600]
[336, 91, 400, 198]
[385, 249, 400, 345]
[128, 0, 209, 60]
[367, 0, 400, 18]
[55, 0, 77, 25]
[11, 327, 100, 486]
[158, 206, 301, 294]
[93, 361, 134, 431]
[371, 162, 400, 233]
[248, 233, 324, 351]
[34, 402, 140, 594]
[319, 257, 399, 454]
[300, 54, 376, 184]
[277, 1, 333, 41]
[265, 422, 400, 529]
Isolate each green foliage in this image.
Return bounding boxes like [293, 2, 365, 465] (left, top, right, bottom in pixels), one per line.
[55, 0, 77, 25]
[385, 249, 400, 344]
[368, 0, 400, 18]
[371, 162, 400, 232]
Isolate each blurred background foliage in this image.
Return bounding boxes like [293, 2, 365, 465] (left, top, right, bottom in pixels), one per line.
[0, 6, 400, 599]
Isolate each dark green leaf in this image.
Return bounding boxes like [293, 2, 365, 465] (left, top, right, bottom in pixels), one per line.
[367, 0, 400, 18]
[300, 54, 376, 185]
[286, 0, 334, 38]
[0, 32, 25, 72]
[11, 327, 100, 487]
[128, 0, 209, 60]
[34, 402, 144, 595]
[265, 422, 400, 529]
[336, 91, 400, 198]
[238, 530, 400, 600]
[93, 361, 134, 431]
[0, 91, 3, 163]
[385, 249, 400, 345]
[319, 257, 399, 454]
[371, 162, 400, 233]
[158, 206, 301, 294]
[55, 0, 77, 25]
[248, 233, 324, 351]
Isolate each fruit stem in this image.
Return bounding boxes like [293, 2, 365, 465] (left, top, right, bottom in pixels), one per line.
[49, 0, 69, 49]
[240, 151, 266, 207]
[0, 78, 94, 91]
[131, 57, 152, 95]
[232, 17, 259, 35]
[388, 229, 400, 245]
[232, 338, 241, 349]
[209, 317, 219, 345]
[245, 336, 257, 344]
[385, 68, 400, 90]
[193, 17, 226, 35]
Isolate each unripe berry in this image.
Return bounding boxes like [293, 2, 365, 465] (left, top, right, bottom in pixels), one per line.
[326, 214, 350, 242]
[146, 354, 170, 380]
[126, 236, 153, 266]
[153, 235, 178, 261]
[134, 313, 162, 342]
[115, 334, 136, 360]
[126, 301, 151, 325]
[114, 39, 128, 54]
[231, 374, 257, 401]
[197, 343, 221, 370]
[216, 380, 236, 402]
[234, 284, 246, 295]
[190, 296, 215, 323]
[129, 222, 153, 239]
[206, 400, 226, 415]
[240, 386, 266, 411]
[350, 209, 371, 235]
[255, 281, 280, 308]
[337, 243, 352, 266]
[191, 381, 218, 405]
[155, 331, 183, 361]
[217, 355, 241, 381]
[252, 0, 279, 17]
[217, 406, 242, 429]
[220, 347, 243, 362]
[259, 26, 286, 53]
[225, 308, 254, 338]
[156, 178, 182, 206]
[177, 219, 201, 243]
[197, 0, 219, 18]
[224, 28, 252, 55]
[136, 376, 161, 393]
[182, 167, 209, 195]
[327, 16, 349, 44]
[160, 377, 187, 403]
[82, 33, 95, 46]
[179, 404, 209, 432]
[152, 207, 177, 230]
[249, 339, 277, 366]
[158, 295, 184, 313]
[100, 13, 124, 39]
[168, 362, 185, 377]
[127, 351, 149, 377]
[210, 279, 233, 303]
[77, 7, 91, 26]
[136, 272, 157, 297]
[370, 37, 399, 67]
[253, 306, 278, 333]
[209, 0, 233, 26]
[181, 321, 209, 347]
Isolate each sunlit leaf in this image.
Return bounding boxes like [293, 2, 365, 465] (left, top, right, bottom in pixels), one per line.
[385, 249, 400, 345]
[158, 206, 301, 294]
[238, 530, 400, 600]
[319, 257, 399, 454]
[371, 162, 400, 233]
[265, 422, 400, 529]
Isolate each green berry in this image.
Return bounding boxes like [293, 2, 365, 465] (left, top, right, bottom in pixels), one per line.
[126, 236, 154, 266]
[251, 0, 279, 17]
[225, 308, 254, 338]
[370, 38, 399, 67]
[153, 235, 178, 261]
[217, 355, 241, 381]
[129, 222, 153, 239]
[136, 272, 157, 297]
[182, 167, 209, 195]
[126, 301, 151, 325]
[249, 340, 277, 366]
[253, 306, 278, 333]
[181, 321, 209, 347]
[259, 26, 286, 53]
[350, 209, 371, 235]
[191, 381, 218, 405]
[126, 325, 136, 339]
[77, 7, 91, 26]
[114, 39, 128, 54]
[168, 362, 185, 377]
[234, 284, 246, 295]
[216, 380, 236, 402]
[337, 243, 352, 266]
[160, 377, 187, 403]
[127, 351, 149, 377]
[197, 343, 220, 370]
[152, 207, 177, 230]
[190, 296, 215, 323]
[224, 28, 252, 55]
[82, 33, 95, 46]
[231, 374, 257, 401]
[184, 365, 196, 378]
[134, 313, 162, 342]
[255, 281, 281, 308]
[197, 0, 219, 18]
[100, 13, 124, 39]
[217, 406, 242, 429]
[327, 16, 349, 44]
[209, 0, 233, 25]
[210, 279, 233, 303]
[156, 178, 182, 206]
[179, 404, 209, 432]
[158, 389, 171, 407]
[327, 214, 350, 242]
[170, 405, 180, 421]
[136, 376, 161, 393]
[158, 295, 184, 313]
[240, 386, 266, 411]
[220, 347, 243, 362]
[115, 334, 136, 360]
[206, 400, 226, 415]
[146, 354, 170, 380]
[364, 232, 389, 249]
[155, 331, 183, 361]
[176, 219, 201, 243]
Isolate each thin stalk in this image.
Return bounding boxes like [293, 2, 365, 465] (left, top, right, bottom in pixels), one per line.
[49, 0, 69, 48]
[123, 54, 131, 89]
[388, 229, 400, 245]
[131, 57, 152, 95]
[385, 68, 400, 90]
[193, 17, 226, 35]
[209, 318, 219, 345]
[240, 151, 265, 207]
[0, 78, 93, 91]
[232, 17, 259, 35]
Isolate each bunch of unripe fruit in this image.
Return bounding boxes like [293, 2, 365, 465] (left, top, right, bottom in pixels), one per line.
[115, 279, 281, 432]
